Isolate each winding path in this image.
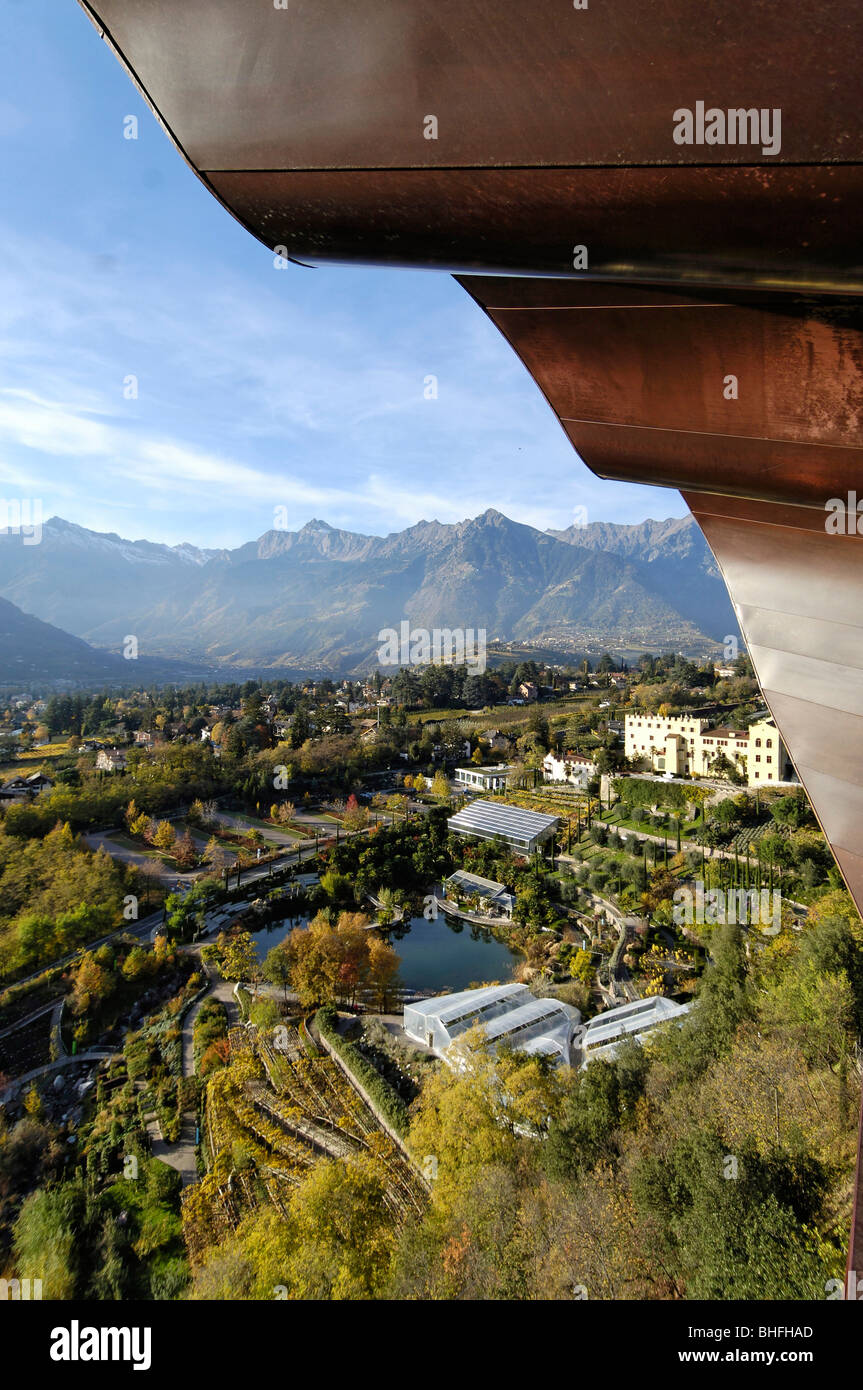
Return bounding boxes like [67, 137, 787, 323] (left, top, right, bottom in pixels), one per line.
[144, 954, 240, 1186]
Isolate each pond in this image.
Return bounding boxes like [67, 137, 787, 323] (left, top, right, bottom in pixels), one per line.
[249, 911, 521, 993]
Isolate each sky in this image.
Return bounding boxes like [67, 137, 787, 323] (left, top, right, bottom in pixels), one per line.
[0, 0, 687, 550]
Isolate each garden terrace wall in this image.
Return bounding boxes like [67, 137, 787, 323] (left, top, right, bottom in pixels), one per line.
[314, 1008, 416, 1156]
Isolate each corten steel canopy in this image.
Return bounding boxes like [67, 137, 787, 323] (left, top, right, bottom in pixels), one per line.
[79, 0, 863, 289]
[77, 0, 863, 1267]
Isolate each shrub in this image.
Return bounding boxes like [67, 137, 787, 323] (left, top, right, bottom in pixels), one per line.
[315, 1006, 409, 1136]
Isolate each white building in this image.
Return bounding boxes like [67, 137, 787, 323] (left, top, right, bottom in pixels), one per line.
[454, 764, 510, 792]
[543, 750, 597, 788]
[624, 713, 793, 784]
[747, 717, 794, 786]
[96, 748, 127, 772]
[404, 983, 577, 1069]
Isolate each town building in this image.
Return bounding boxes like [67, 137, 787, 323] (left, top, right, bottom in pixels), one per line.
[96, 748, 127, 773]
[447, 798, 560, 854]
[0, 772, 54, 803]
[543, 751, 598, 788]
[624, 713, 793, 784]
[454, 764, 511, 793]
[481, 728, 511, 753]
[404, 983, 577, 1068]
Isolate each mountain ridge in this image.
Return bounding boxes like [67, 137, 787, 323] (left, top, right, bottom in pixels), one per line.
[0, 511, 738, 673]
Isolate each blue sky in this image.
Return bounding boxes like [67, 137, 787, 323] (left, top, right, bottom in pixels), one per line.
[0, 0, 687, 549]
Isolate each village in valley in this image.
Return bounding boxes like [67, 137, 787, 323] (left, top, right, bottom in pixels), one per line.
[1, 645, 856, 1299]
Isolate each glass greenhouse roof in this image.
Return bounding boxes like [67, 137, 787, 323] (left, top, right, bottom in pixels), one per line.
[447, 799, 560, 843]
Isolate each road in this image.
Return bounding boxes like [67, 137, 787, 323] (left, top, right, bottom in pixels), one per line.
[84, 830, 202, 884]
[5, 819, 386, 997]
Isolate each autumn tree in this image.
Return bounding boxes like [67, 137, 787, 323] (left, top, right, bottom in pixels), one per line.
[209, 928, 258, 984]
[152, 820, 176, 852]
[342, 794, 369, 833]
[188, 1157, 396, 1300]
[409, 1034, 563, 1215]
[431, 771, 451, 802]
[367, 935, 400, 1011]
[278, 911, 390, 1010]
[173, 830, 198, 869]
[204, 835, 228, 872]
[23, 1084, 43, 1121]
[70, 951, 115, 1016]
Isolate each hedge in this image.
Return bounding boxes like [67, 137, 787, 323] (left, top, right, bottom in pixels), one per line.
[315, 1006, 410, 1137]
[613, 777, 708, 814]
[192, 998, 228, 1071]
[299, 1018, 321, 1056]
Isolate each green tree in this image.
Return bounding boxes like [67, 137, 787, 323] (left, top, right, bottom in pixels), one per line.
[262, 942, 293, 1005]
[213, 928, 258, 983]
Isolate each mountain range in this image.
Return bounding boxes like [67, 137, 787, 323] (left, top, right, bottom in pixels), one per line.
[0, 511, 738, 680]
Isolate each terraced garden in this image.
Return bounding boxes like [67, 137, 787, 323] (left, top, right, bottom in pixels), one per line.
[182, 1021, 426, 1265]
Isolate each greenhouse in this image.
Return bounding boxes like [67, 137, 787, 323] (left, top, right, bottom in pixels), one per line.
[443, 869, 516, 918]
[404, 983, 576, 1068]
[446, 799, 560, 854]
[576, 996, 693, 1066]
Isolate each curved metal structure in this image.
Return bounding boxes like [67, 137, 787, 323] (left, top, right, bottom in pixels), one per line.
[77, 0, 863, 1263]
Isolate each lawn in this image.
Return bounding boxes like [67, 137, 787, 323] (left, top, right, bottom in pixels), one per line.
[218, 810, 309, 837]
[233, 812, 307, 838]
[603, 805, 704, 840]
[107, 831, 171, 862]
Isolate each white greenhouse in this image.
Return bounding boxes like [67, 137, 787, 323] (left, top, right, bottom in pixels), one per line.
[446, 799, 560, 854]
[575, 996, 693, 1066]
[404, 983, 577, 1069]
